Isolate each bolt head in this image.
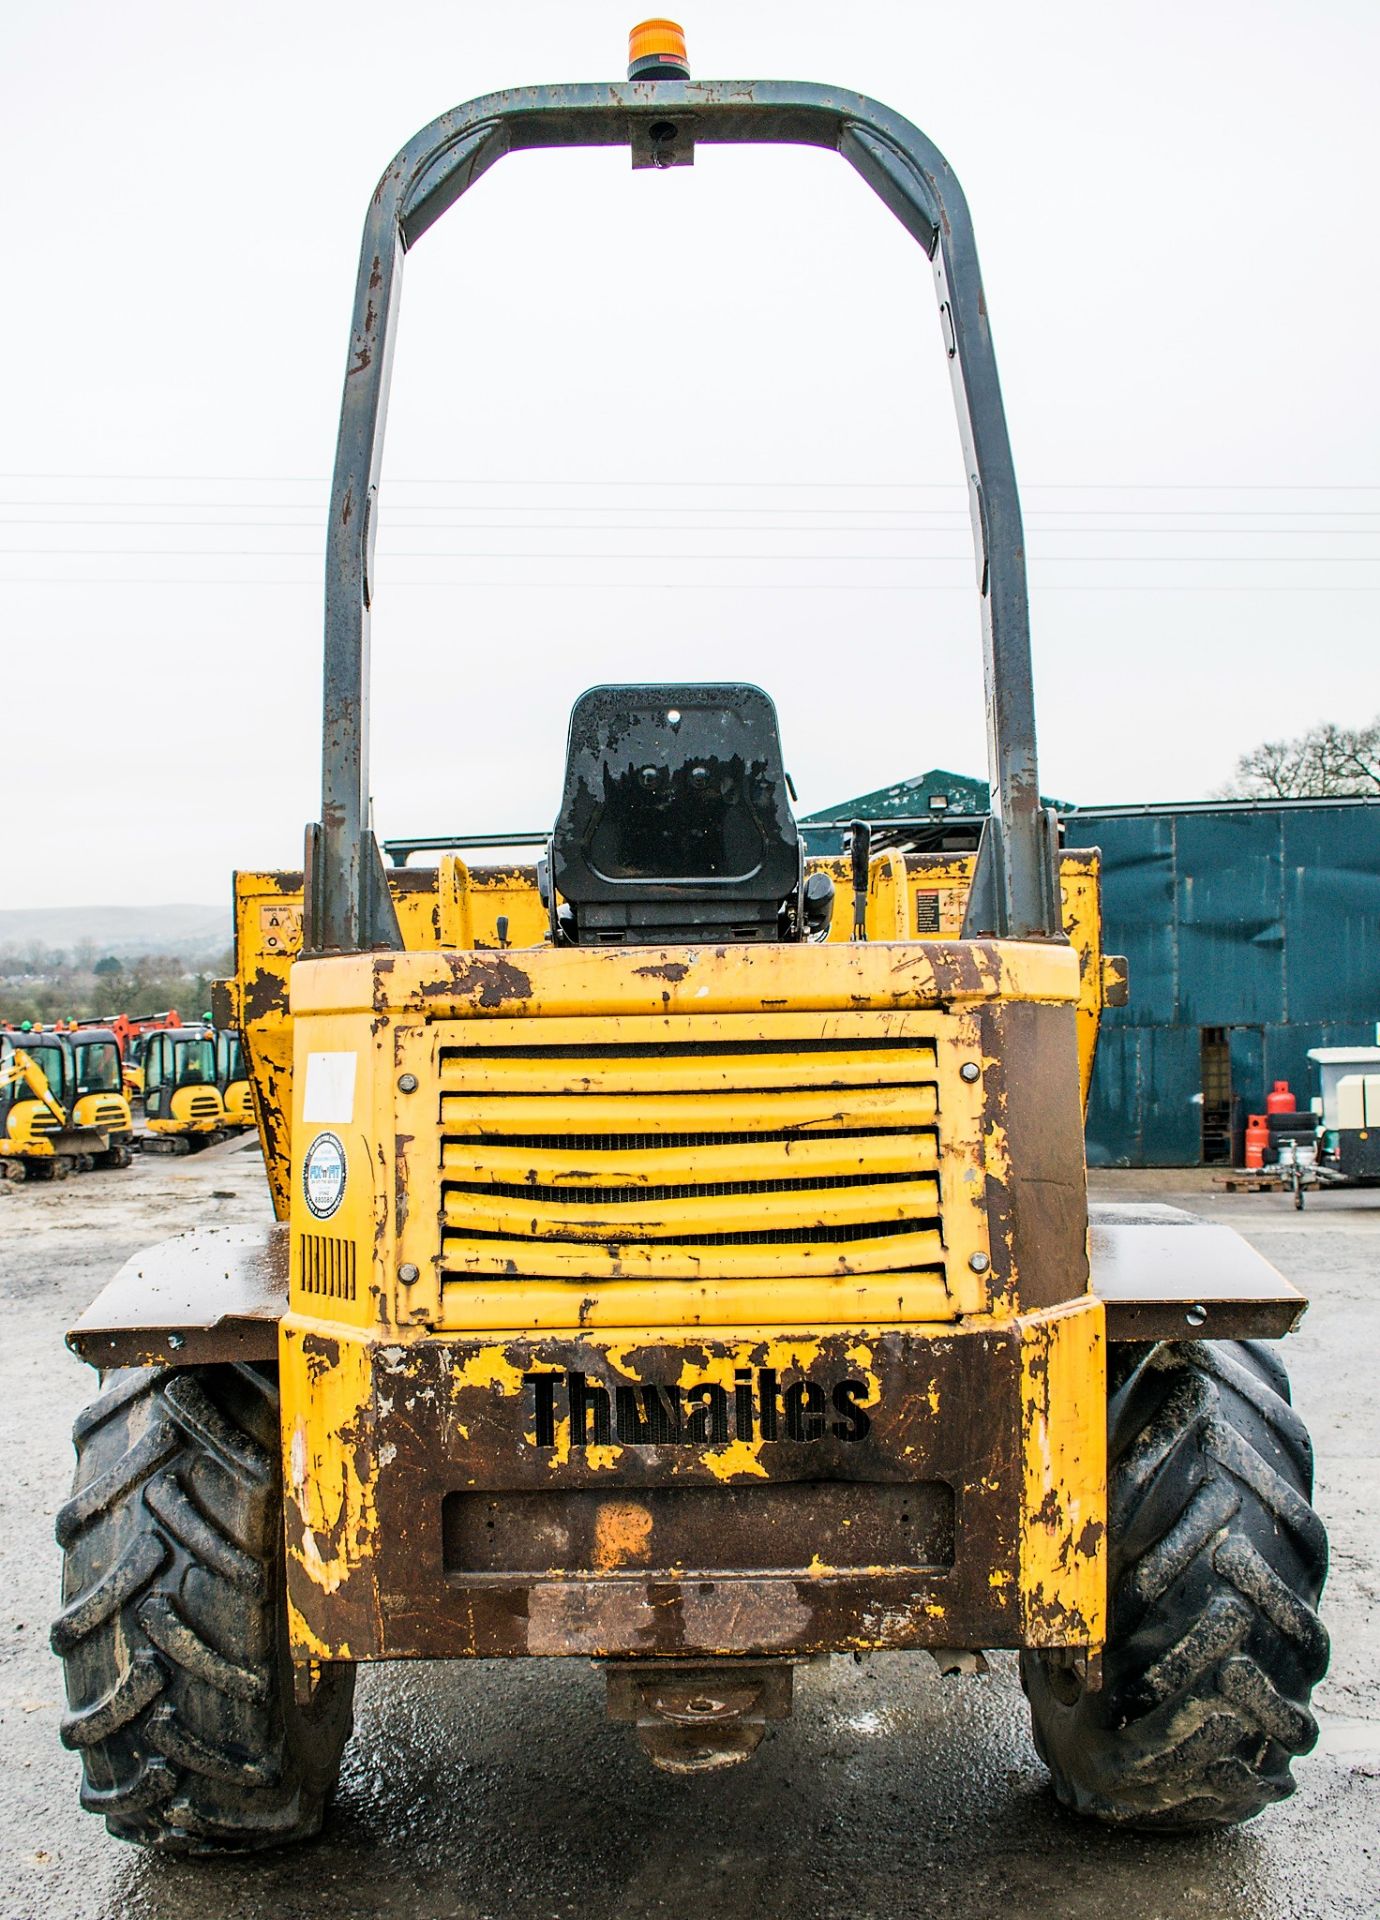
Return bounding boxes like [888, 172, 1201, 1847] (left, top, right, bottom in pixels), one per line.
[959, 1061, 981, 1083]
[399, 1263, 420, 1284]
[398, 1072, 418, 1094]
[968, 1251, 990, 1274]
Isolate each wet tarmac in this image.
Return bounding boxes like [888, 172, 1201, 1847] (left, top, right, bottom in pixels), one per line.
[2, 1145, 1377, 1919]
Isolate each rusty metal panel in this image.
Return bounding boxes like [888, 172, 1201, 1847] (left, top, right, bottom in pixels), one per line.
[282, 1325, 1032, 1662]
[977, 1001, 1090, 1312]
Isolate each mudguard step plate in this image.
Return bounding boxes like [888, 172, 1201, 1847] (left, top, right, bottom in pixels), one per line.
[1090, 1203, 1304, 1341]
[67, 1225, 285, 1368]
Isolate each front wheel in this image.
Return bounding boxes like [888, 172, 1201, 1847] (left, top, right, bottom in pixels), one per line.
[53, 1363, 355, 1852]
[1022, 1339, 1328, 1830]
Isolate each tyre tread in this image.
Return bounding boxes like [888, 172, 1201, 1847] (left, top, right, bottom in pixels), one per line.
[54, 1363, 354, 1854]
[1023, 1338, 1328, 1831]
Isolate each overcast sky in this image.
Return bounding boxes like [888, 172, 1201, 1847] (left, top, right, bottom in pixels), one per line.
[4, 0, 1378, 909]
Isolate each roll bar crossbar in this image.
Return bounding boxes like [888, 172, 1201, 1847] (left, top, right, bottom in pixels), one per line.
[311, 79, 1060, 953]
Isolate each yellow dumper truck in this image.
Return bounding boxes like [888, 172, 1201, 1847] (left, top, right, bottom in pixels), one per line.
[55, 23, 1326, 1854]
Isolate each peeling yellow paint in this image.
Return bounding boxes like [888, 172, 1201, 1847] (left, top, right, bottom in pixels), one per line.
[452, 1346, 528, 1396]
[280, 1321, 378, 1637]
[1018, 1297, 1106, 1648]
[703, 1436, 770, 1481]
[286, 1597, 351, 1662]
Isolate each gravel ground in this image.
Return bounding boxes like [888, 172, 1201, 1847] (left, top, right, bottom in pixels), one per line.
[1, 1146, 1376, 1920]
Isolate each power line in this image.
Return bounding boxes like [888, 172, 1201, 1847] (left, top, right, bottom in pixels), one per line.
[6, 548, 1380, 562]
[2, 471, 1380, 491]
[5, 576, 1377, 593]
[5, 513, 1380, 531]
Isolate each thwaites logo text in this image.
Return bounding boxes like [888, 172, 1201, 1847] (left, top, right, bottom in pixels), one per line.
[521, 1369, 871, 1448]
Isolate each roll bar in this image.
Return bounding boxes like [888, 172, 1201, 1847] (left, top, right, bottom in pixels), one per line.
[308, 78, 1061, 952]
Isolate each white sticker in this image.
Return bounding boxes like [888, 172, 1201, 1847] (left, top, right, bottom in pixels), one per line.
[302, 1131, 347, 1220]
[303, 1051, 358, 1124]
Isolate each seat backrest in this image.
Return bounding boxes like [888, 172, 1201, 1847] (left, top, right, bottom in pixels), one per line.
[549, 683, 802, 946]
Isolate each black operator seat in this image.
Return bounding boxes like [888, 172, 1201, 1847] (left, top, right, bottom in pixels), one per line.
[546, 684, 805, 947]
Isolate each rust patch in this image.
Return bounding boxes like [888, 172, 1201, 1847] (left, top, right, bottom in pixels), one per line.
[301, 1333, 341, 1382]
[1075, 1517, 1104, 1559]
[243, 965, 287, 1024]
[412, 953, 535, 1010]
[395, 1133, 413, 1234]
[632, 960, 691, 983]
[592, 1499, 654, 1571]
[1034, 1487, 1062, 1529]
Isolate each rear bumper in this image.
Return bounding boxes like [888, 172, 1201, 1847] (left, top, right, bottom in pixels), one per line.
[280, 1297, 1105, 1663]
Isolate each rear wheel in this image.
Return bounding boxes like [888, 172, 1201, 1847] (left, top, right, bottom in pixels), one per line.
[1022, 1339, 1328, 1830]
[53, 1363, 355, 1852]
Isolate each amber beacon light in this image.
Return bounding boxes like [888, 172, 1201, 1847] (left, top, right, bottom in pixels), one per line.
[627, 18, 690, 80]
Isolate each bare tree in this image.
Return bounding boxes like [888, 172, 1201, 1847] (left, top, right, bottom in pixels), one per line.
[1221, 718, 1380, 800]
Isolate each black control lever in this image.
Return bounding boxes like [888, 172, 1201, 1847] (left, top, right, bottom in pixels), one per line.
[850, 819, 870, 942]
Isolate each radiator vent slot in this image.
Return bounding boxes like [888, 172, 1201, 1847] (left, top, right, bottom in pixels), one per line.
[298, 1233, 357, 1301]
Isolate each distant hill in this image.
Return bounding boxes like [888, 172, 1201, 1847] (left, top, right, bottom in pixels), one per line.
[0, 903, 229, 961]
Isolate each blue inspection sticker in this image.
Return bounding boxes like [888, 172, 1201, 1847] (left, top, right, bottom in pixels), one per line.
[302, 1131, 347, 1221]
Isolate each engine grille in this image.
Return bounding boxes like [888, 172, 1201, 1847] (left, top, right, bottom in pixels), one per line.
[298, 1233, 357, 1301]
[437, 1032, 945, 1286]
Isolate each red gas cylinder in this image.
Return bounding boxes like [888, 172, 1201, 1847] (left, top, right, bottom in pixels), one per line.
[1266, 1079, 1295, 1115]
[1245, 1114, 1269, 1169]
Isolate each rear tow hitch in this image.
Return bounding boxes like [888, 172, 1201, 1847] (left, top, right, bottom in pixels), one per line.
[604, 1660, 793, 1773]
